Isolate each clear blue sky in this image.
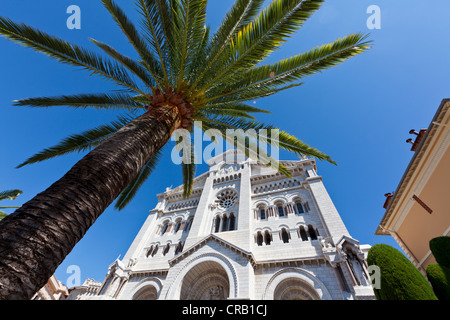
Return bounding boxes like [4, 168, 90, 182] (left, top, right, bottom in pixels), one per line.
[1, 0, 449, 285]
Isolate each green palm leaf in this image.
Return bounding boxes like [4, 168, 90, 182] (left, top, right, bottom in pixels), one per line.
[205, 83, 303, 107]
[173, 127, 197, 197]
[198, 120, 291, 176]
[17, 115, 134, 168]
[13, 93, 145, 111]
[198, 115, 335, 165]
[90, 38, 155, 88]
[192, 0, 265, 88]
[135, 0, 171, 86]
[171, 0, 208, 87]
[198, 102, 270, 119]
[0, 189, 23, 202]
[0, 17, 143, 94]
[206, 33, 371, 102]
[182, 155, 196, 198]
[101, 0, 165, 89]
[0, 188, 22, 220]
[200, 0, 325, 91]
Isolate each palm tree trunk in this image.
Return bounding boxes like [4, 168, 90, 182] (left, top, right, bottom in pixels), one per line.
[0, 105, 181, 299]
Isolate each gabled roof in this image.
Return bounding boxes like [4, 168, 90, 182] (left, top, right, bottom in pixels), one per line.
[168, 234, 255, 267]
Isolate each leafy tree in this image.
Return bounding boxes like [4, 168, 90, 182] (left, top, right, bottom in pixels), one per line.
[0, 0, 370, 299]
[426, 236, 450, 300]
[429, 236, 450, 268]
[0, 189, 23, 220]
[367, 244, 437, 300]
[426, 264, 450, 300]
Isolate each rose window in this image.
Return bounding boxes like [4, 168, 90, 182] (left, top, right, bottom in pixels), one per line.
[216, 189, 238, 209]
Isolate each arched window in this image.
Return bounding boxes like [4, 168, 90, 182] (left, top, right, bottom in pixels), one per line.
[163, 243, 170, 256]
[281, 228, 290, 243]
[308, 225, 318, 240]
[276, 202, 285, 217]
[161, 221, 169, 235]
[146, 245, 154, 258]
[151, 244, 159, 257]
[184, 217, 193, 232]
[259, 207, 266, 220]
[299, 226, 308, 241]
[214, 215, 221, 233]
[175, 241, 184, 255]
[229, 213, 236, 231]
[174, 220, 182, 233]
[264, 231, 272, 245]
[221, 215, 228, 232]
[256, 232, 263, 246]
[295, 200, 304, 214]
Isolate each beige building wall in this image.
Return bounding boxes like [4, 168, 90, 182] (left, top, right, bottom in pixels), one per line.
[376, 99, 450, 273]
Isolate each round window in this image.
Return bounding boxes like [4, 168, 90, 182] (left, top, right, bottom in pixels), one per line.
[217, 189, 238, 209]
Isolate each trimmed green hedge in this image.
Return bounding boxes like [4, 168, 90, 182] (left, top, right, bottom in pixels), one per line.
[367, 244, 437, 300]
[429, 236, 450, 268]
[426, 264, 450, 300]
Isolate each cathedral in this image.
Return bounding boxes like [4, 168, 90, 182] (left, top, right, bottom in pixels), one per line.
[68, 150, 375, 300]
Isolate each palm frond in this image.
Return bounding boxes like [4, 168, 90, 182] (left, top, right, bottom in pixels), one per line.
[205, 83, 303, 107]
[184, 25, 210, 85]
[198, 115, 336, 165]
[207, 33, 371, 102]
[198, 102, 271, 119]
[17, 115, 133, 168]
[172, 126, 197, 197]
[200, 0, 324, 91]
[115, 147, 165, 210]
[181, 144, 196, 198]
[171, 0, 208, 87]
[0, 189, 23, 201]
[90, 38, 155, 88]
[135, 0, 170, 86]
[101, 0, 164, 88]
[198, 120, 291, 176]
[192, 0, 264, 88]
[13, 93, 145, 111]
[0, 17, 143, 94]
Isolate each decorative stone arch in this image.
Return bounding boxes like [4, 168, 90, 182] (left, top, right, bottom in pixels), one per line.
[163, 253, 238, 299]
[254, 201, 269, 220]
[253, 199, 270, 207]
[173, 217, 183, 233]
[181, 211, 191, 220]
[159, 219, 171, 235]
[263, 268, 332, 300]
[131, 278, 163, 300]
[291, 195, 307, 214]
[277, 223, 290, 230]
[291, 194, 306, 203]
[270, 195, 289, 205]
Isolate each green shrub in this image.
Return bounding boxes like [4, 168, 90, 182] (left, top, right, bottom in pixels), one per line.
[429, 236, 450, 268]
[426, 264, 450, 300]
[367, 244, 437, 300]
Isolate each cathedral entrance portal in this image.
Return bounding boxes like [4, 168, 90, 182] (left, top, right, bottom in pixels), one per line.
[273, 278, 320, 300]
[180, 261, 230, 300]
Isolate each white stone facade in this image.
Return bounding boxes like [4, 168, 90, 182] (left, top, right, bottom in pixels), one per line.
[75, 150, 374, 300]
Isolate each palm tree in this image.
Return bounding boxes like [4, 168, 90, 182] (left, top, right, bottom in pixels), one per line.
[0, 189, 23, 221]
[0, 0, 370, 299]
